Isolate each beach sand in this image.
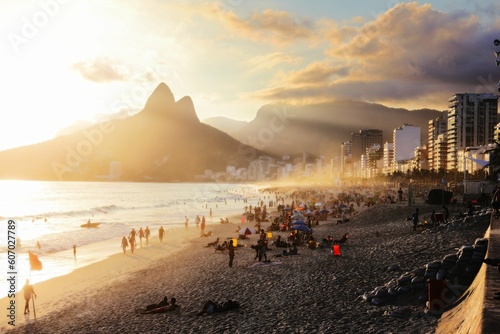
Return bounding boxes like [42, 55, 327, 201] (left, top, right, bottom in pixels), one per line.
[1, 203, 490, 334]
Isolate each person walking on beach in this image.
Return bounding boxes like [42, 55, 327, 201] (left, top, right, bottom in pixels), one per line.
[185, 216, 189, 229]
[412, 208, 419, 231]
[195, 215, 200, 229]
[121, 236, 129, 254]
[145, 226, 150, 246]
[201, 216, 206, 236]
[228, 239, 235, 268]
[138, 227, 145, 248]
[73, 244, 77, 260]
[129, 228, 137, 241]
[129, 236, 136, 254]
[23, 279, 36, 315]
[159, 226, 165, 243]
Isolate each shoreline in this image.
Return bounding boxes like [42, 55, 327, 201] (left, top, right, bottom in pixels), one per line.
[0, 215, 242, 330]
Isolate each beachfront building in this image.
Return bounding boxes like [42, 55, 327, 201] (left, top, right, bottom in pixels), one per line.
[340, 140, 353, 178]
[393, 124, 421, 173]
[428, 115, 448, 171]
[247, 156, 276, 181]
[360, 144, 382, 178]
[447, 93, 498, 171]
[458, 145, 494, 174]
[495, 123, 500, 143]
[433, 134, 448, 171]
[409, 146, 429, 171]
[351, 129, 383, 164]
[383, 142, 394, 175]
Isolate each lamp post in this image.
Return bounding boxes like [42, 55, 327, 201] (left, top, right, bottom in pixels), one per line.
[463, 146, 482, 204]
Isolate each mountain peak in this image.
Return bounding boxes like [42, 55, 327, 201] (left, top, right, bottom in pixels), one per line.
[144, 82, 175, 112]
[175, 96, 199, 123]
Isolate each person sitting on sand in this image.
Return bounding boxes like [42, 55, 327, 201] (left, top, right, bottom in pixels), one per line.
[140, 298, 179, 314]
[206, 237, 220, 247]
[215, 241, 228, 253]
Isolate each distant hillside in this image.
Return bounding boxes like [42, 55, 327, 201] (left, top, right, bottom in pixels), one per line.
[207, 101, 443, 157]
[0, 83, 269, 181]
[203, 117, 248, 138]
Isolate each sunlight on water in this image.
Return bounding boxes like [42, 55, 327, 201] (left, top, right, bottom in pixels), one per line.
[0, 181, 264, 297]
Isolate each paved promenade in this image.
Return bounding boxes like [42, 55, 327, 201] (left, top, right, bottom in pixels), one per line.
[437, 217, 500, 333]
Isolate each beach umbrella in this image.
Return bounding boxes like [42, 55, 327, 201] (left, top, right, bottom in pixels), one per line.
[338, 204, 348, 209]
[315, 202, 323, 207]
[291, 225, 311, 233]
[291, 220, 307, 226]
[239, 227, 256, 235]
[319, 209, 330, 214]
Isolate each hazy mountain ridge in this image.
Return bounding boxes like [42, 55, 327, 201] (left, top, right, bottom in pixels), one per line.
[0, 83, 443, 181]
[204, 101, 443, 157]
[202, 117, 248, 138]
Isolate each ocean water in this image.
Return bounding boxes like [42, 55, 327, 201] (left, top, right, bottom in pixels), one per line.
[0, 181, 263, 298]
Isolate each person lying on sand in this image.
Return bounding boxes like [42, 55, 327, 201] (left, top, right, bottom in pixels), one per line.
[139, 298, 179, 314]
[197, 300, 240, 315]
[141, 296, 169, 312]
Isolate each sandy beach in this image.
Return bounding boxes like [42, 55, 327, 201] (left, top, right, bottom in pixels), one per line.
[1, 199, 490, 334]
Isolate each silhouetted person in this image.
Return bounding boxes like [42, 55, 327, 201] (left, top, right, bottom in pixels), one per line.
[23, 279, 36, 315]
[159, 226, 165, 243]
[228, 239, 235, 268]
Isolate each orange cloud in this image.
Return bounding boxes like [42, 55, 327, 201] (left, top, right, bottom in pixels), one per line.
[213, 6, 314, 45]
[247, 2, 499, 110]
[247, 52, 302, 71]
[72, 58, 127, 83]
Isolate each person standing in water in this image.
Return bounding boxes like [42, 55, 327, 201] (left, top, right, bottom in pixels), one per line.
[73, 245, 77, 259]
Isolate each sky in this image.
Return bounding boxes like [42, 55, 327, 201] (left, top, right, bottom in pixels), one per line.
[0, 0, 499, 151]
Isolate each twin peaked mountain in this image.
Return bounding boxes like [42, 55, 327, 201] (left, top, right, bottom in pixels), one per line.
[0, 83, 265, 181]
[0, 83, 441, 181]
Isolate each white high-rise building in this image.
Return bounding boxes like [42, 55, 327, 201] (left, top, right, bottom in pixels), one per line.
[447, 93, 498, 170]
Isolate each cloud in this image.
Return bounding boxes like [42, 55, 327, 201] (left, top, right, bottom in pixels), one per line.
[72, 58, 127, 83]
[247, 2, 500, 110]
[287, 61, 349, 86]
[247, 52, 302, 71]
[213, 6, 315, 45]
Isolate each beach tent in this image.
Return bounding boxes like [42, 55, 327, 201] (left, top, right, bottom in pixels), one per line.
[426, 189, 453, 205]
[239, 227, 256, 235]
